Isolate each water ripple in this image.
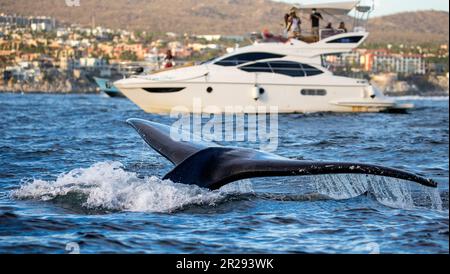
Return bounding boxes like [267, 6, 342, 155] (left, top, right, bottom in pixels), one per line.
[0, 93, 448, 254]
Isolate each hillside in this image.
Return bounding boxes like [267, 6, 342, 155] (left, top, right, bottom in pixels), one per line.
[1, 0, 448, 44]
[0, 0, 289, 34]
[368, 10, 449, 44]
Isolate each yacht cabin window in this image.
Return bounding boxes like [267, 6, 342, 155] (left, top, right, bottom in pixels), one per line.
[326, 35, 364, 44]
[268, 61, 305, 77]
[214, 52, 285, 66]
[302, 64, 325, 76]
[237, 62, 272, 73]
[239, 61, 324, 77]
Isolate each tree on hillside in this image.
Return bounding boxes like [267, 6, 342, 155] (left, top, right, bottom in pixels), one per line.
[119, 50, 138, 61]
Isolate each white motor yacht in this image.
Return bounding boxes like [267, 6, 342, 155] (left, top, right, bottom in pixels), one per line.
[115, 1, 412, 114]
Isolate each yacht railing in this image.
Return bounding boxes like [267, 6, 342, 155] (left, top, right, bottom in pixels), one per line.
[280, 0, 374, 43]
[319, 28, 346, 40]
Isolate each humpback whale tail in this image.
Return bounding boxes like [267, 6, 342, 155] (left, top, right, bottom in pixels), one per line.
[127, 119, 438, 190]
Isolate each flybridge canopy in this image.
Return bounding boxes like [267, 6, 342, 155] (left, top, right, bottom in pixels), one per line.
[292, 1, 359, 16]
[234, 31, 370, 60]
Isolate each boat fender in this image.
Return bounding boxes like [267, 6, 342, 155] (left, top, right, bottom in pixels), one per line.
[252, 86, 264, 101]
[365, 86, 376, 99]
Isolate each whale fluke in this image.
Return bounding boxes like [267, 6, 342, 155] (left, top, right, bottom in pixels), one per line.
[127, 119, 208, 165]
[127, 119, 438, 190]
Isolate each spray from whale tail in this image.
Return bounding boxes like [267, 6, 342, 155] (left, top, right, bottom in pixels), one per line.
[127, 119, 438, 191]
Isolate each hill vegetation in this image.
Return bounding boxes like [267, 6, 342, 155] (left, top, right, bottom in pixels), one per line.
[1, 0, 448, 44]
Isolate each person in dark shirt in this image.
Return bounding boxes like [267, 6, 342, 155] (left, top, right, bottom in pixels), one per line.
[338, 22, 348, 33]
[284, 13, 290, 29]
[283, 13, 290, 37]
[310, 8, 323, 39]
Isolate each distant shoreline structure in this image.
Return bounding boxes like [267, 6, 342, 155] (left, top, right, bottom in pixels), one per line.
[384, 90, 449, 97]
[391, 95, 449, 101]
[0, 90, 99, 95]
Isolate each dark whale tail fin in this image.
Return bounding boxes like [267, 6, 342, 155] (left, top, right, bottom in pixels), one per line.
[127, 119, 438, 190]
[127, 119, 208, 165]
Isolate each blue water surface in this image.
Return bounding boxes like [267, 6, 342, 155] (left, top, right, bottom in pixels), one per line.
[0, 93, 448, 254]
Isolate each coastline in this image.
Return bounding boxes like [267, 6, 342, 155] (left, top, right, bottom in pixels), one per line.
[0, 85, 100, 95]
[0, 90, 100, 95]
[384, 90, 449, 97]
[0, 75, 99, 94]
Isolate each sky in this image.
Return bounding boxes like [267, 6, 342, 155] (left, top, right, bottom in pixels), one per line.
[278, 0, 449, 17]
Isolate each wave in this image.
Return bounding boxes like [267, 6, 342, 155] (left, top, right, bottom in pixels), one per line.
[11, 162, 445, 213]
[11, 162, 253, 213]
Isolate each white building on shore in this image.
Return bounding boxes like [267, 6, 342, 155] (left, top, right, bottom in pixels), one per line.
[372, 53, 426, 75]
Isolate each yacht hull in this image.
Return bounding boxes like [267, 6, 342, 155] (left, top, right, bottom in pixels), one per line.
[115, 81, 405, 114]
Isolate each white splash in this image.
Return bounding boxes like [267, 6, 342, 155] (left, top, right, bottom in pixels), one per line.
[12, 162, 443, 212]
[12, 162, 252, 213]
[312, 174, 443, 210]
[312, 174, 368, 200]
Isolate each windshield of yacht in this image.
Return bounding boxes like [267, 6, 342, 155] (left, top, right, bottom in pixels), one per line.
[239, 61, 325, 77]
[214, 52, 286, 66]
[200, 57, 218, 65]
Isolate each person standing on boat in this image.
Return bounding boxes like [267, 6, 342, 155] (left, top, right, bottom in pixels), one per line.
[310, 8, 323, 39]
[338, 22, 348, 33]
[287, 10, 302, 39]
[283, 13, 290, 37]
[163, 49, 174, 69]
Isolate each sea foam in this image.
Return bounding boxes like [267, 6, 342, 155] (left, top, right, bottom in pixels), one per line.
[12, 162, 252, 213]
[12, 162, 443, 213]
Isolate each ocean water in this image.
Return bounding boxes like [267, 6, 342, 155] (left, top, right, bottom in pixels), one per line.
[0, 93, 448, 254]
